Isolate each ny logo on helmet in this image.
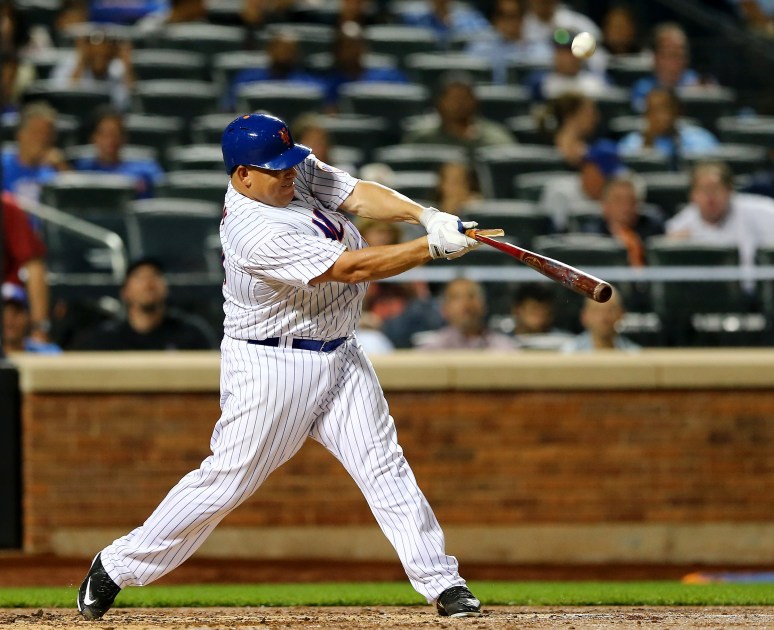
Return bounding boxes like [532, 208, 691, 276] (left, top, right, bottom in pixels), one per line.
[278, 127, 291, 146]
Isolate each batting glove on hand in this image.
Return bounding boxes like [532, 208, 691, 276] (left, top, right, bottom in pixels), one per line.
[427, 224, 479, 260]
[420, 207, 478, 234]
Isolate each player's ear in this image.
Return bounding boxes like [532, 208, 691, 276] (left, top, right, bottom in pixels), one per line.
[234, 165, 251, 186]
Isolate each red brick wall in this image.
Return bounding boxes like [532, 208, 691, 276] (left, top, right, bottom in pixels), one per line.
[22, 390, 774, 552]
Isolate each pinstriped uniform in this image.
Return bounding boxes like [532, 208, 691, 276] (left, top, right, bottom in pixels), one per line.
[99, 156, 466, 602]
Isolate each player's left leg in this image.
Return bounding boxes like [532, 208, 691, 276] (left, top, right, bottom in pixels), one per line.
[309, 339, 479, 615]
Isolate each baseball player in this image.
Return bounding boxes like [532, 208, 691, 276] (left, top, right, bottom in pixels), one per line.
[77, 113, 482, 620]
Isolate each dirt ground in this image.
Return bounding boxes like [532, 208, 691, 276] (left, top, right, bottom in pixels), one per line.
[2, 606, 774, 629]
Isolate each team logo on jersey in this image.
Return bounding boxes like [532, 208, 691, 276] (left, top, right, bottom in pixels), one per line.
[312, 209, 344, 241]
[278, 127, 291, 146]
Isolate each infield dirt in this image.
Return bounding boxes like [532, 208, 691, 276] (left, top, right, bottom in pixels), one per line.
[2, 607, 774, 629]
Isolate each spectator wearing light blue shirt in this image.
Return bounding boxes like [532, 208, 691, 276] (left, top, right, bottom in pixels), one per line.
[618, 88, 718, 169]
[465, 0, 552, 84]
[1, 102, 68, 202]
[73, 106, 164, 199]
[402, 0, 492, 48]
[561, 289, 640, 353]
[629, 22, 709, 113]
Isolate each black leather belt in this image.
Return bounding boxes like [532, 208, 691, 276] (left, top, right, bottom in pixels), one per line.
[246, 337, 347, 352]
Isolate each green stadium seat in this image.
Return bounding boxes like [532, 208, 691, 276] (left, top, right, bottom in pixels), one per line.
[157, 171, 228, 204]
[373, 144, 468, 172]
[338, 82, 431, 141]
[236, 82, 326, 126]
[404, 52, 493, 86]
[717, 115, 774, 148]
[475, 145, 568, 198]
[364, 25, 439, 68]
[21, 81, 112, 118]
[167, 144, 224, 172]
[475, 84, 532, 121]
[461, 199, 554, 249]
[132, 49, 207, 81]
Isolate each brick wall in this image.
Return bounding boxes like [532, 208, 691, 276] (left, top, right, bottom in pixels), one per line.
[22, 389, 774, 553]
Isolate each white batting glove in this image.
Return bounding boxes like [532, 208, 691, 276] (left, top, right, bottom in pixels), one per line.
[427, 224, 479, 260]
[420, 207, 478, 234]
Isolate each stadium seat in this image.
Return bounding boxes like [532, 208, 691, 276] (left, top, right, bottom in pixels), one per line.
[475, 145, 569, 199]
[474, 84, 532, 121]
[717, 115, 774, 148]
[619, 150, 671, 173]
[387, 171, 438, 200]
[167, 144, 224, 172]
[364, 25, 439, 68]
[124, 114, 185, 170]
[505, 115, 549, 145]
[191, 113, 240, 145]
[21, 81, 112, 118]
[565, 202, 604, 233]
[372, 144, 468, 172]
[461, 199, 554, 249]
[125, 198, 223, 274]
[22, 47, 67, 80]
[756, 246, 774, 320]
[512, 170, 568, 201]
[316, 114, 389, 163]
[675, 86, 736, 134]
[505, 59, 551, 85]
[404, 53, 493, 86]
[640, 171, 691, 217]
[338, 82, 431, 141]
[131, 49, 207, 81]
[153, 23, 246, 58]
[41, 172, 136, 240]
[605, 54, 653, 88]
[206, 0, 242, 25]
[646, 237, 747, 344]
[594, 88, 632, 135]
[683, 143, 767, 177]
[259, 23, 335, 57]
[157, 171, 228, 204]
[133, 80, 219, 139]
[305, 52, 398, 74]
[236, 82, 326, 125]
[211, 51, 269, 93]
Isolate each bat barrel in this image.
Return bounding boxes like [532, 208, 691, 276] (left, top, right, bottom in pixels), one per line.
[593, 282, 613, 303]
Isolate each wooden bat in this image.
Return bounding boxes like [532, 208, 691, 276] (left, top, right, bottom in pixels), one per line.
[465, 228, 613, 303]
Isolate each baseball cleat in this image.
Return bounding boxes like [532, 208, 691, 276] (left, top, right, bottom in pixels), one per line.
[76, 553, 121, 620]
[436, 585, 482, 617]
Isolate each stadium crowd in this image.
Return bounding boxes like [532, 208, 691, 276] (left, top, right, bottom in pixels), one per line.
[3, 0, 774, 353]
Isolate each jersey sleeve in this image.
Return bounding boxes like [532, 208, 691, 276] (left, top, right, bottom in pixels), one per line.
[296, 154, 358, 212]
[246, 228, 346, 290]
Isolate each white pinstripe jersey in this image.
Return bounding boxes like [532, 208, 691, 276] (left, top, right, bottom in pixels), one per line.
[220, 155, 366, 341]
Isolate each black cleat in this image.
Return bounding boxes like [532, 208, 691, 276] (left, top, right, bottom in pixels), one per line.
[76, 553, 121, 620]
[436, 585, 481, 618]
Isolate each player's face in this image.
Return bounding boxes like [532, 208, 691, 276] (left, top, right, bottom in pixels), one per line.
[243, 166, 298, 207]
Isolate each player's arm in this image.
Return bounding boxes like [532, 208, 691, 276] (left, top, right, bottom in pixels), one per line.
[310, 227, 477, 286]
[339, 180, 478, 235]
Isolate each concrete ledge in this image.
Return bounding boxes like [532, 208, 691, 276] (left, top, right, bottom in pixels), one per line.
[11, 348, 774, 393]
[50, 523, 774, 564]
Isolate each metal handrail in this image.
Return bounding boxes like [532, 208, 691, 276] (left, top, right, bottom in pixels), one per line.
[16, 197, 128, 283]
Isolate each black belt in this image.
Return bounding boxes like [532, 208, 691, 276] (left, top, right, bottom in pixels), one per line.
[246, 336, 348, 352]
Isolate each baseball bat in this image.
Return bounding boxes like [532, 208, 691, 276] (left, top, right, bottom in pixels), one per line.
[465, 229, 613, 303]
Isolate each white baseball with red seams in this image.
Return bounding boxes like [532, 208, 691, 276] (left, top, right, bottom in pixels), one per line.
[96, 155, 467, 603]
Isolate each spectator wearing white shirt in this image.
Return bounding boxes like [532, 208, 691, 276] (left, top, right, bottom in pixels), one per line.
[521, 0, 601, 47]
[666, 161, 774, 282]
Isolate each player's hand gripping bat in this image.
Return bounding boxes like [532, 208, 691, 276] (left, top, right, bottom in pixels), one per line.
[465, 228, 613, 303]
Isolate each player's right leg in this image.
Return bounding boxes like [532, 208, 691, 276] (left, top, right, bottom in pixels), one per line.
[77, 337, 337, 619]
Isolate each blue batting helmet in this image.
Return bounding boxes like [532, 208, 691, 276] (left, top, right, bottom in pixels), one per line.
[221, 113, 311, 174]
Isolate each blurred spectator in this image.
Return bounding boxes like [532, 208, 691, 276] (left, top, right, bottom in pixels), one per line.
[599, 3, 647, 57]
[136, 0, 206, 31]
[539, 139, 625, 231]
[401, 0, 492, 48]
[240, 0, 300, 42]
[2, 102, 69, 202]
[319, 0, 381, 28]
[465, 0, 552, 84]
[431, 161, 482, 216]
[732, 0, 774, 35]
[511, 282, 573, 349]
[538, 91, 600, 168]
[318, 24, 407, 110]
[618, 88, 719, 169]
[666, 161, 774, 274]
[1, 51, 22, 115]
[0, 0, 53, 53]
[72, 258, 217, 350]
[561, 289, 640, 352]
[228, 30, 322, 110]
[403, 73, 515, 156]
[741, 139, 774, 199]
[50, 27, 135, 110]
[581, 175, 665, 267]
[414, 278, 518, 350]
[630, 23, 710, 113]
[521, 0, 601, 47]
[2, 191, 52, 345]
[72, 105, 164, 199]
[2, 283, 61, 354]
[528, 33, 609, 102]
[86, 0, 169, 24]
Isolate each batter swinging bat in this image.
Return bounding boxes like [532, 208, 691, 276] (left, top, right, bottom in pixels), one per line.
[465, 228, 613, 303]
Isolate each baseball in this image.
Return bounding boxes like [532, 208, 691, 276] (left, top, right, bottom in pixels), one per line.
[571, 32, 596, 59]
